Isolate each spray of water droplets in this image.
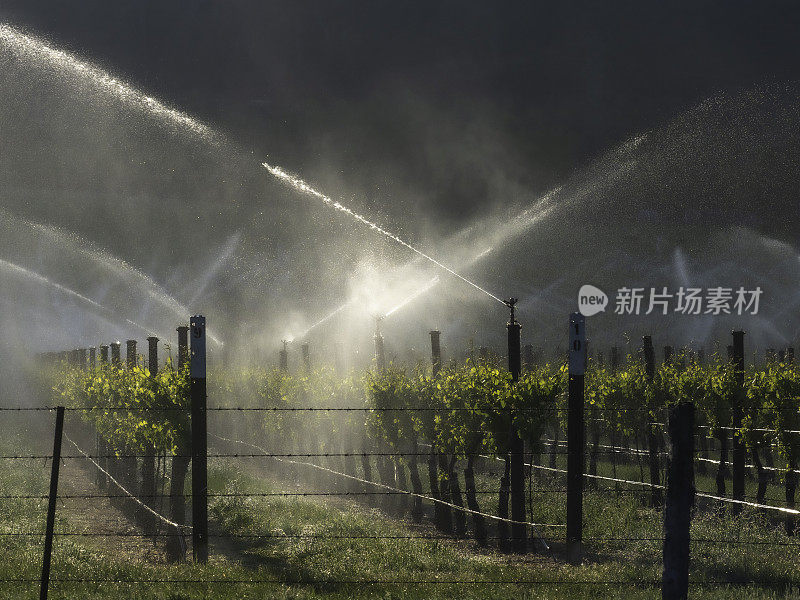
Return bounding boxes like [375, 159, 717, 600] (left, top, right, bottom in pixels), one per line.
[263, 163, 505, 305]
[0, 258, 161, 338]
[0, 24, 218, 143]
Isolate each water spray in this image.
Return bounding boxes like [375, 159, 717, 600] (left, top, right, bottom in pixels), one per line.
[263, 163, 505, 306]
[0, 24, 217, 142]
[0, 257, 163, 339]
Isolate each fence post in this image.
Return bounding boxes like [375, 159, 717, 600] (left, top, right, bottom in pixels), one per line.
[279, 340, 289, 372]
[430, 330, 442, 376]
[110, 342, 121, 365]
[88, 347, 96, 370]
[523, 343, 534, 371]
[126, 340, 137, 369]
[142, 337, 159, 531]
[190, 315, 208, 563]
[506, 299, 526, 553]
[662, 400, 695, 600]
[643, 335, 663, 508]
[731, 330, 745, 515]
[301, 342, 310, 372]
[567, 313, 586, 564]
[40, 406, 65, 600]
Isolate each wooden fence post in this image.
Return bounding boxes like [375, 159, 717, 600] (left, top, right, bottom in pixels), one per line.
[301, 342, 310, 372]
[190, 315, 208, 563]
[567, 313, 586, 564]
[662, 400, 695, 600]
[40, 406, 64, 600]
[430, 330, 442, 377]
[731, 330, 746, 515]
[506, 299, 527, 554]
[142, 337, 159, 532]
[126, 339, 137, 369]
[110, 342, 121, 365]
[643, 335, 663, 508]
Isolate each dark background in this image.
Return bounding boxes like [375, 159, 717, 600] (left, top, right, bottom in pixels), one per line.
[3, 1, 799, 224]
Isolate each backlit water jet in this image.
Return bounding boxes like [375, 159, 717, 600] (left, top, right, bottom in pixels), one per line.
[0, 211, 224, 346]
[263, 162, 506, 306]
[0, 258, 161, 338]
[0, 24, 218, 143]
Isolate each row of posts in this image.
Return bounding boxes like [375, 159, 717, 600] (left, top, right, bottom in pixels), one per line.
[39, 317, 208, 600]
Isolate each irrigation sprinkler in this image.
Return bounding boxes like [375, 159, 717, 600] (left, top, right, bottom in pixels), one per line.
[567, 313, 586, 564]
[430, 330, 442, 376]
[190, 315, 208, 563]
[126, 339, 137, 369]
[279, 340, 289, 371]
[374, 315, 386, 372]
[504, 297, 526, 553]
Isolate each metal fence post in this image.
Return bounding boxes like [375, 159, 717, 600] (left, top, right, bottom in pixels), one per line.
[40, 406, 65, 600]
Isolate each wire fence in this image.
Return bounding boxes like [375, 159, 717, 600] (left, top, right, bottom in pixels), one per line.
[3, 403, 800, 595]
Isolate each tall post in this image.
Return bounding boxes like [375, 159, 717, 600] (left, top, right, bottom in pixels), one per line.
[142, 336, 159, 527]
[505, 298, 526, 553]
[177, 326, 189, 369]
[662, 401, 695, 600]
[40, 406, 64, 600]
[301, 342, 310, 372]
[731, 330, 746, 515]
[279, 340, 289, 371]
[100, 345, 109, 364]
[78, 348, 87, 370]
[334, 341, 344, 375]
[190, 315, 208, 563]
[88, 347, 96, 370]
[126, 340, 137, 368]
[374, 317, 386, 372]
[430, 330, 442, 377]
[643, 335, 663, 508]
[110, 342, 121, 366]
[567, 313, 586, 564]
[523, 343, 534, 371]
[147, 337, 159, 375]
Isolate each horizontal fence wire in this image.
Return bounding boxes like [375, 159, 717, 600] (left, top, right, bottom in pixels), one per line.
[64, 434, 190, 532]
[1, 578, 796, 586]
[2, 531, 799, 546]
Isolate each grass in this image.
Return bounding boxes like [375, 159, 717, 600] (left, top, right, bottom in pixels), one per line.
[1, 420, 799, 599]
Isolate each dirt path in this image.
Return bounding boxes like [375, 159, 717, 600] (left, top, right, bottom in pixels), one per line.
[56, 453, 174, 564]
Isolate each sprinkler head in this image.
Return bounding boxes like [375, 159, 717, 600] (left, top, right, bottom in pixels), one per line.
[504, 297, 518, 324]
[373, 314, 384, 336]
